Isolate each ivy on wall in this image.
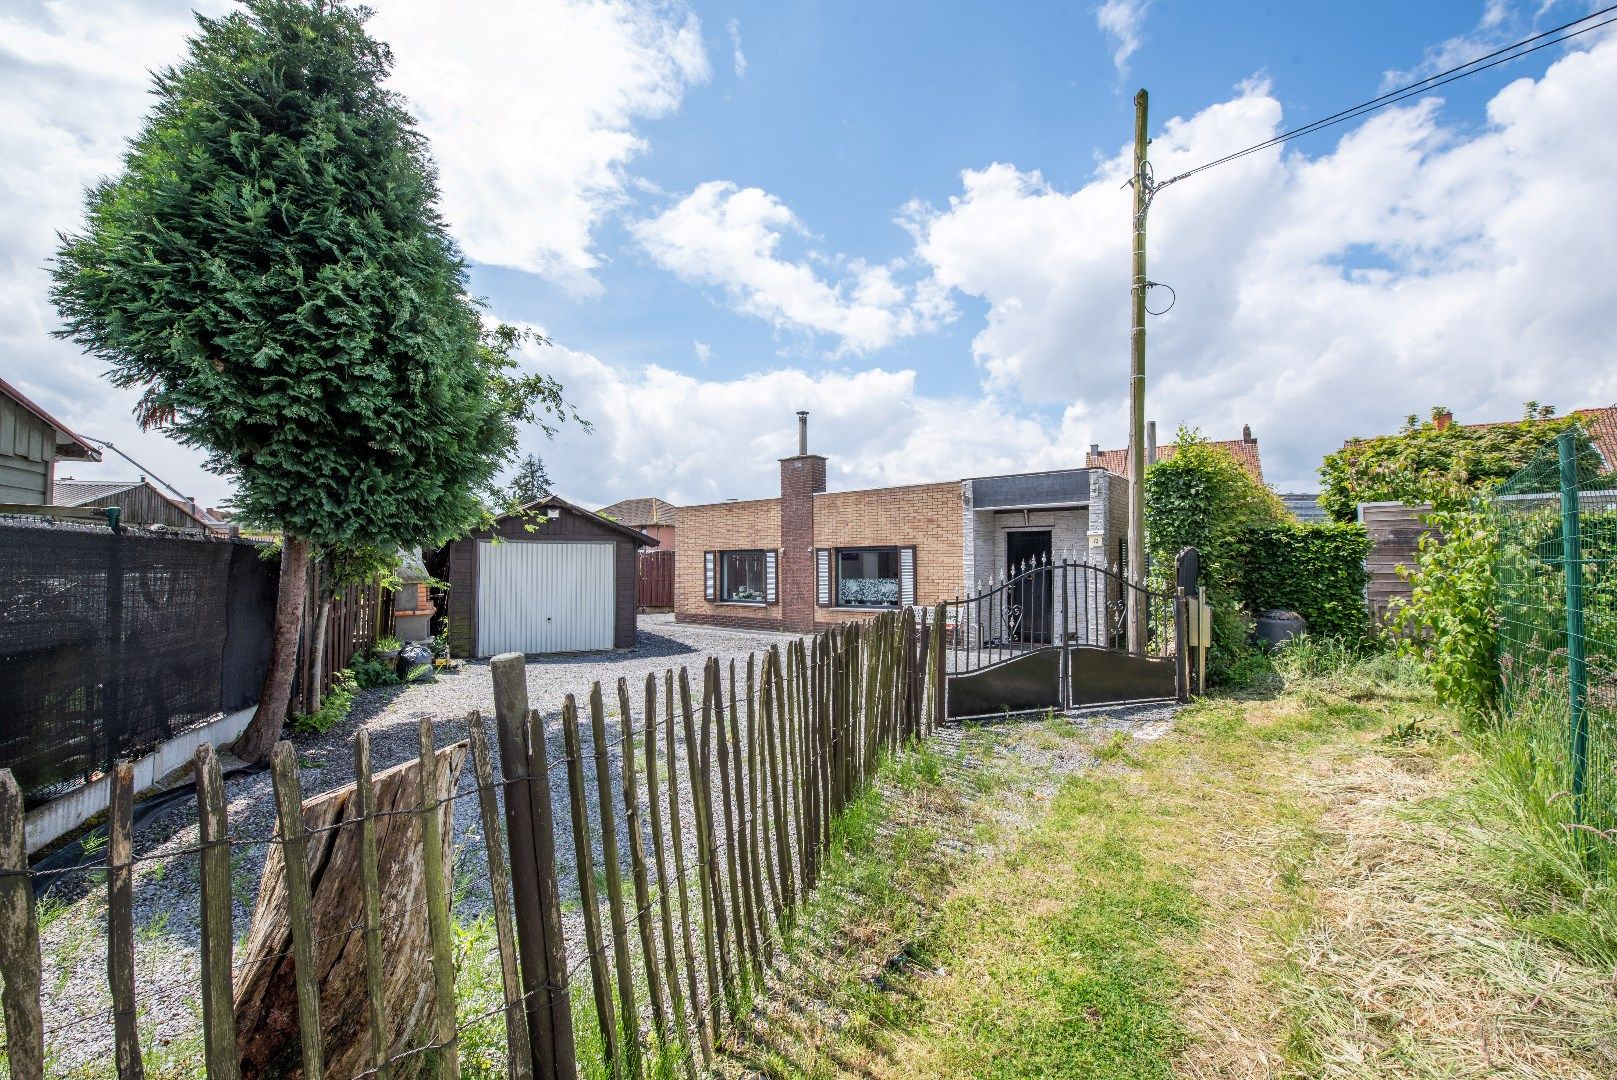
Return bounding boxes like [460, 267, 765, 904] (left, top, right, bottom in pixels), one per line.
[1318, 403, 1600, 521]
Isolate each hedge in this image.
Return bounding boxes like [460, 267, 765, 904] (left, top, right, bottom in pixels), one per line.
[1231, 521, 1371, 641]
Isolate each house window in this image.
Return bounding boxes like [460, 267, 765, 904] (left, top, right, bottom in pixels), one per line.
[836, 547, 900, 607]
[720, 550, 769, 603]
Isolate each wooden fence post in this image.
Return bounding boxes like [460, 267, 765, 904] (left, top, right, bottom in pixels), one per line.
[559, 694, 621, 1079]
[417, 719, 462, 1079]
[194, 745, 241, 1080]
[490, 653, 575, 1080]
[107, 762, 143, 1080]
[642, 673, 699, 1080]
[0, 769, 45, 1080]
[682, 666, 731, 1025]
[352, 730, 391, 1080]
[618, 679, 671, 1060]
[718, 661, 758, 978]
[590, 683, 641, 1080]
[664, 669, 712, 1068]
[467, 714, 535, 1080]
[267, 741, 325, 1080]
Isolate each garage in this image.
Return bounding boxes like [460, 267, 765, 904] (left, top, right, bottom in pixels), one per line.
[444, 496, 656, 658]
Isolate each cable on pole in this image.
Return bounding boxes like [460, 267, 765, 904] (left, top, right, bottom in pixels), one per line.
[1152, 5, 1617, 192]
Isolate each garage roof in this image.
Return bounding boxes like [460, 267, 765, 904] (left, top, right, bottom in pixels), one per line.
[500, 495, 659, 546]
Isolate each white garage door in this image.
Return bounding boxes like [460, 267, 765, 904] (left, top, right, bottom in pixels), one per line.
[476, 540, 616, 656]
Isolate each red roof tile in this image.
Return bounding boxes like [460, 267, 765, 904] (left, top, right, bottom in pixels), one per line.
[1087, 433, 1264, 484]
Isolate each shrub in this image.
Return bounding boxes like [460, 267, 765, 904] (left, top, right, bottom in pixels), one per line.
[1231, 520, 1372, 642]
[1144, 429, 1287, 685]
[350, 650, 401, 690]
[1318, 403, 1601, 521]
[1392, 508, 1500, 718]
[291, 670, 357, 735]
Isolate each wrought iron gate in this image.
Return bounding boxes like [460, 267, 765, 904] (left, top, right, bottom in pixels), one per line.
[943, 556, 1185, 720]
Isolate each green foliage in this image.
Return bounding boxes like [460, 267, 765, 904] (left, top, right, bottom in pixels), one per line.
[49, 0, 576, 558]
[1392, 508, 1500, 718]
[349, 649, 400, 689]
[1318, 403, 1601, 521]
[290, 669, 356, 734]
[501, 453, 553, 510]
[1231, 521, 1371, 641]
[1144, 429, 1287, 684]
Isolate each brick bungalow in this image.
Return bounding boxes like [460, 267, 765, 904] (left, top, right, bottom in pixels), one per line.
[676, 412, 1130, 633]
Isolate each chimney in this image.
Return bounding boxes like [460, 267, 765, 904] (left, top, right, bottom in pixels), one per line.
[1088, 443, 1100, 460]
[780, 411, 827, 633]
[1433, 408, 1453, 431]
[1242, 424, 1253, 442]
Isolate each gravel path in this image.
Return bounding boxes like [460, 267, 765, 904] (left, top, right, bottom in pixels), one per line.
[28, 615, 1181, 1076]
[32, 615, 795, 1075]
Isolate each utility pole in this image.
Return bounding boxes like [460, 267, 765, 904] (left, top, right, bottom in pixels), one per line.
[1126, 88, 1149, 654]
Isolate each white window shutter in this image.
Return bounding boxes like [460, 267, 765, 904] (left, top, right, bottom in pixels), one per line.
[816, 548, 831, 606]
[765, 550, 778, 603]
[704, 551, 716, 601]
[900, 546, 916, 606]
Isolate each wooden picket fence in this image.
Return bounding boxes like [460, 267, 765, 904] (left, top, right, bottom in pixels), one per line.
[0, 605, 946, 1079]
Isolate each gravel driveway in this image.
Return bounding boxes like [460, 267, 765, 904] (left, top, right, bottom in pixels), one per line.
[32, 615, 796, 1075]
[28, 615, 1180, 1076]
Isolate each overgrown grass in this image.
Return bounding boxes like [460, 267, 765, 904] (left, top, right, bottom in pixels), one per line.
[740, 641, 1617, 1078]
[1463, 695, 1617, 967]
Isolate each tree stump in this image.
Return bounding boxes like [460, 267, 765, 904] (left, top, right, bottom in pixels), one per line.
[234, 742, 468, 1078]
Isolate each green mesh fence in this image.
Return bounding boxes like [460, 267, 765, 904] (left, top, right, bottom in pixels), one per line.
[1492, 429, 1617, 834]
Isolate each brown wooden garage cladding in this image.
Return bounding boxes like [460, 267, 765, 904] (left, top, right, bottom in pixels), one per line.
[445, 497, 654, 657]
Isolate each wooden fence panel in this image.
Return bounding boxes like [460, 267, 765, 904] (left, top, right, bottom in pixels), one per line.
[637, 549, 674, 611]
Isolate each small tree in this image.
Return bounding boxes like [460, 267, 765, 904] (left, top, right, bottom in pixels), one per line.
[51, 0, 573, 759]
[1144, 429, 1287, 683]
[503, 453, 553, 509]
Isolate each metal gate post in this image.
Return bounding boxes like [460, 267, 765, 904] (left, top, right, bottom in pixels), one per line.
[1557, 431, 1588, 826]
[1173, 587, 1190, 704]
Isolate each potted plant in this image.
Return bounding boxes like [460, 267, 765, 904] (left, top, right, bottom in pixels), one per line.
[372, 635, 403, 661]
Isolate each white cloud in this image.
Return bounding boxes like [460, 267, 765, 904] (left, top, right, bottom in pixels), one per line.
[1095, 0, 1152, 79]
[372, 0, 709, 294]
[0, 0, 238, 505]
[522, 337, 1074, 506]
[728, 18, 748, 78]
[693, 340, 713, 364]
[910, 32, 1617, 490]
[0, 0, 710, 505]
[633, 181, 953, 354]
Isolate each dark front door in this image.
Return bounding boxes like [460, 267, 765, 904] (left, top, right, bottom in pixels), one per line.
[1006, 530, 1053, 644]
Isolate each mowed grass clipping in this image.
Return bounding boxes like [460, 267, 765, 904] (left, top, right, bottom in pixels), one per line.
[889, 777, 1200, 1080]
[868, 649, 1617, 1080]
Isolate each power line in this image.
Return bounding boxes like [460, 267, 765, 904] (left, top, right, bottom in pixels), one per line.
[1152, 4, 1617, 192]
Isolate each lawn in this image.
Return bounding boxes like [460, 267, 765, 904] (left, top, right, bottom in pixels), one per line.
[730, 649, 1617, 1079]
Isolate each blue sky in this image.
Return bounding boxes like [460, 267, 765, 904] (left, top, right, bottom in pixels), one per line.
[4, 0, 1616, 508]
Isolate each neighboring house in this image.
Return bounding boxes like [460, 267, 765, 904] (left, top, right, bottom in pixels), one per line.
[54, 477, 225, 532]
[1351, 405, 1617, 623]
[675, 413, 1131, 633]
[1086, 424, 1265, 484]
[1421, 406, 1617, 467]
[444, 495, 657, 657]
[0, 377, 101, 503]
[1279, 492, 1328, 522]
[597, 496, 679, 549]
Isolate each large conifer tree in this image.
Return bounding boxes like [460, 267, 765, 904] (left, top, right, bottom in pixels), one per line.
[52, 0, 560, 758]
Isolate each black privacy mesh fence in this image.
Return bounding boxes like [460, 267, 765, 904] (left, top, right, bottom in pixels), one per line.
[0, 516, 278, 802]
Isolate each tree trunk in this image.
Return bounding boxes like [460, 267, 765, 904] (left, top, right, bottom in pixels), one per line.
[234, 742, 468, 1079]
[234, 535, 312, 763]
[305, 584, 332, 717]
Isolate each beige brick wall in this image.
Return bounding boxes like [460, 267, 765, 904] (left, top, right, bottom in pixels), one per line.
[812, 481, 964, 624]
[675, 498, 783, 627]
